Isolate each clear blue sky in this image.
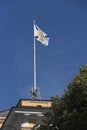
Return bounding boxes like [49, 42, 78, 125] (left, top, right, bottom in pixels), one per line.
[0, 0, 87, 110]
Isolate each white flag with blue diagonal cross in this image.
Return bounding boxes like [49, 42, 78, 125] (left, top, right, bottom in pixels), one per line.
[34, 23, 49, 46]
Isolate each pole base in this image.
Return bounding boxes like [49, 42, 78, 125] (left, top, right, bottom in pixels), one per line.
[31, 88, 41, 100]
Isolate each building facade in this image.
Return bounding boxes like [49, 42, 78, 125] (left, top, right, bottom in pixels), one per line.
[0, 99, 52, 130]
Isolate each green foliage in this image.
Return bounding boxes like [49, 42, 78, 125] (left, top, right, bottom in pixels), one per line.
[38, 65, 87, 130]
[63, 64, 87, 130]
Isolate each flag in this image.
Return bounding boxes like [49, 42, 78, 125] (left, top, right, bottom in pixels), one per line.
[34, 23, 49, 46]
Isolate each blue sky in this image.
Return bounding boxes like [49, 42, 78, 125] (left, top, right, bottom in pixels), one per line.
[0, 0, 87, 110]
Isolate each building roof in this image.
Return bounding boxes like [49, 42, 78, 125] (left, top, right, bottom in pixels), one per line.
[1, 99, 52, 130]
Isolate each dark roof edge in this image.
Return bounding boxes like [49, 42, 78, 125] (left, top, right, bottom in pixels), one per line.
[1, 107, 16, 129]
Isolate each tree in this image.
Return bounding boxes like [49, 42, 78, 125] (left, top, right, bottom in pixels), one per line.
[63, 64, 87, 130]
[38, 64, 87, 130]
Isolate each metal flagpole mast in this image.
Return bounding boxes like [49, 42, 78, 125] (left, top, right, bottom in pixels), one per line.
[32, 20, 40, 100]
[34, 20, 36, 91]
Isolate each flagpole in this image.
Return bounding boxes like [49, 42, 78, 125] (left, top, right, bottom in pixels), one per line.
[32, 20, 38, 100]
[33, 20, 37, 92]
[32, 20, 40, 100]
[32, 21, 49, 100]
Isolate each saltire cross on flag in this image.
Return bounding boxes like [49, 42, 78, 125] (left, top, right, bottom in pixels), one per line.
[34, 23, 50, 46]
